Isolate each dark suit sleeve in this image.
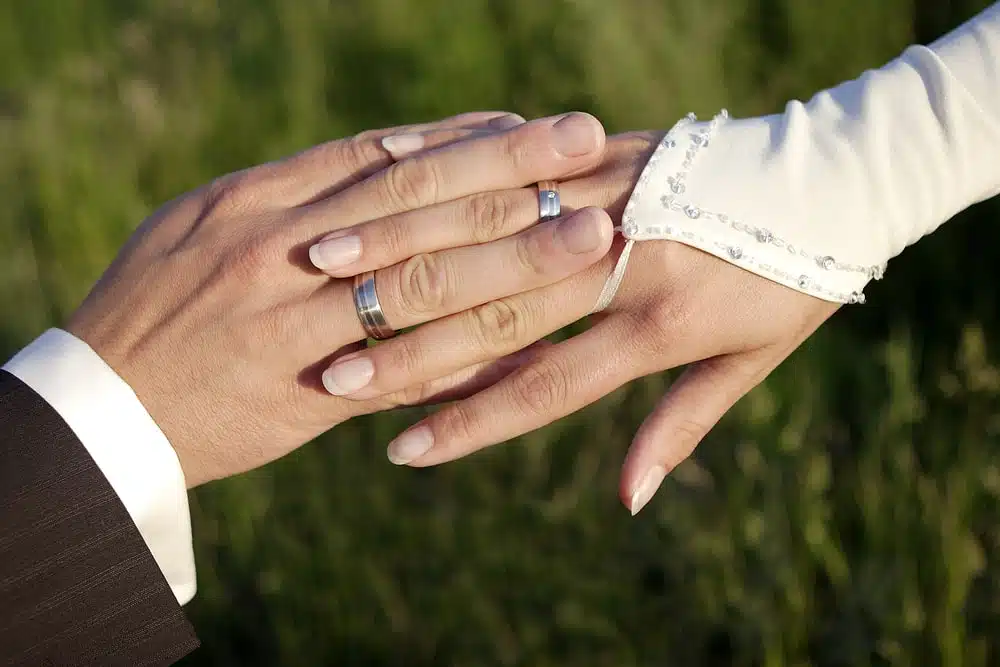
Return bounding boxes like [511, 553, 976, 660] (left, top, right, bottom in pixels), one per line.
[0, 370, 199, 666]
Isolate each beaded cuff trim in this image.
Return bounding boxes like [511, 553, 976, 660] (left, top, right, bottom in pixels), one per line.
[605, 111, 887, 309]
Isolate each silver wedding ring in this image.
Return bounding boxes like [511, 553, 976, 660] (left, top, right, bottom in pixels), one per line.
[353, 271, 397, 340]
[537, 180, 561, 222]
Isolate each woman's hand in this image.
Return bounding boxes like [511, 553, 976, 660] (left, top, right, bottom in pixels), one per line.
[323, 130, 838, 514]
[67, 111, 614, 487]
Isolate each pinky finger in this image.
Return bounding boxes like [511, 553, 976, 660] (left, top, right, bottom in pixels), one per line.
[620, 351, 774, 516]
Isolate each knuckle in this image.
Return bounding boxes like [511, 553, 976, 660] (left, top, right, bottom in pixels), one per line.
[435, 404, 478, 444]
[634, 298, 689, 356]
[469, 299, 529, 352]
[374, 217, 410, 261]
[499, 129, 532, 172]
[343, 133, 385, 170]
[671, 418, 708, 456]
[381, 339, 423, 381]
[466, 193, 511, 244]
[513, 230, 548, 276]
[202, 171, 254, 218]
[510, 361, 568, 416]
[396, 253, 451, 316]
[384, 159, 440, 210]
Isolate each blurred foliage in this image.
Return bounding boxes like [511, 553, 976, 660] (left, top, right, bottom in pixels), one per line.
[2, 0, 1000, 665]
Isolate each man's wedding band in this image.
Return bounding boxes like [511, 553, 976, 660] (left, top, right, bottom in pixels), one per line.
[353, 271, 397, 340]
[537, 181, 561, 222]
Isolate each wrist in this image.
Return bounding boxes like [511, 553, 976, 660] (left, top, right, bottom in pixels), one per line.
[64, 318, 202, 485]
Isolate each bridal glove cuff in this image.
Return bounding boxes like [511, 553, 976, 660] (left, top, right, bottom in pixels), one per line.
[594, 2, 1000, 312]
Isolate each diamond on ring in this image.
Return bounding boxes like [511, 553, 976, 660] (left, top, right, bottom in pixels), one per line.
[537, 181, 561, 222]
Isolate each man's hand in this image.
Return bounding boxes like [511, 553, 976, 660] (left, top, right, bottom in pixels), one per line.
[323, 131, 838, 512]
[66, 111, 615, 487]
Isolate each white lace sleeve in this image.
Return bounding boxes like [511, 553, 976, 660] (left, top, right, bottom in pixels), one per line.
[593, 2, 1000, 312]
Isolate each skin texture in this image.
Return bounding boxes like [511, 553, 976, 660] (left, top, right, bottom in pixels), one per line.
[66, 111, 617, 487]
[325, 130, 840, 514]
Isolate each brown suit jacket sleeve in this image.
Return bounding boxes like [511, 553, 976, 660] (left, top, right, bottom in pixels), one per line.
[0, 369, 199, 666]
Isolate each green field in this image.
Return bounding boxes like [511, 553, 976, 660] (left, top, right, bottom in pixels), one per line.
[2, 1, 1000, 665]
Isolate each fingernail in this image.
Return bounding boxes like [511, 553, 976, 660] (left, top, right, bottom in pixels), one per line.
[556, 210, 605, 254]
[382, 133, 425, 158]
[488, 113, 527, 129]
[629, 465, 666, 516]
[387, 426, 434, 465]
[309, 234, 362, 272]
[322, 356, 375, 396]
[550, 112, 602, 157]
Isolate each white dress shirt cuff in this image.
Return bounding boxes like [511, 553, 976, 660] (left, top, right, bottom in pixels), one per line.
[3, 328, 196, 605]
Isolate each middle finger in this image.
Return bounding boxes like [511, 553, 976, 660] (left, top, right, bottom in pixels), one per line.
[306, 170, 614, 278]
[307, 207, 615, 355]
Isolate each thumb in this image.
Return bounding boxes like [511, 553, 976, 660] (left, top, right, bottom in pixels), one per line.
[619, 351, 771, 516]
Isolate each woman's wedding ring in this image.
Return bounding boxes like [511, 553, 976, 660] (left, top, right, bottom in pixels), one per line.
[537, 181, 561, 222]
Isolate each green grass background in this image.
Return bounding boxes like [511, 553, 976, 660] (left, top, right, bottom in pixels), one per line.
[2, 0, 1000, 665]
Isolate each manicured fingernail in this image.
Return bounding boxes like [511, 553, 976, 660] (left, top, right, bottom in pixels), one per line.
[309, 234, 362, 272]
[322, 356, 374, 396]
[382, 133, 425, 158]
[556, 209, 605, 254]
[488, 113, 526, 129]
[629, 465, 666, 516]
[550, 112, 602, 157]
[387, 426, 434, 465]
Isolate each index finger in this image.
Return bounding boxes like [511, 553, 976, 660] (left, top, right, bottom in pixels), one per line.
[301, 112, 606, 234]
